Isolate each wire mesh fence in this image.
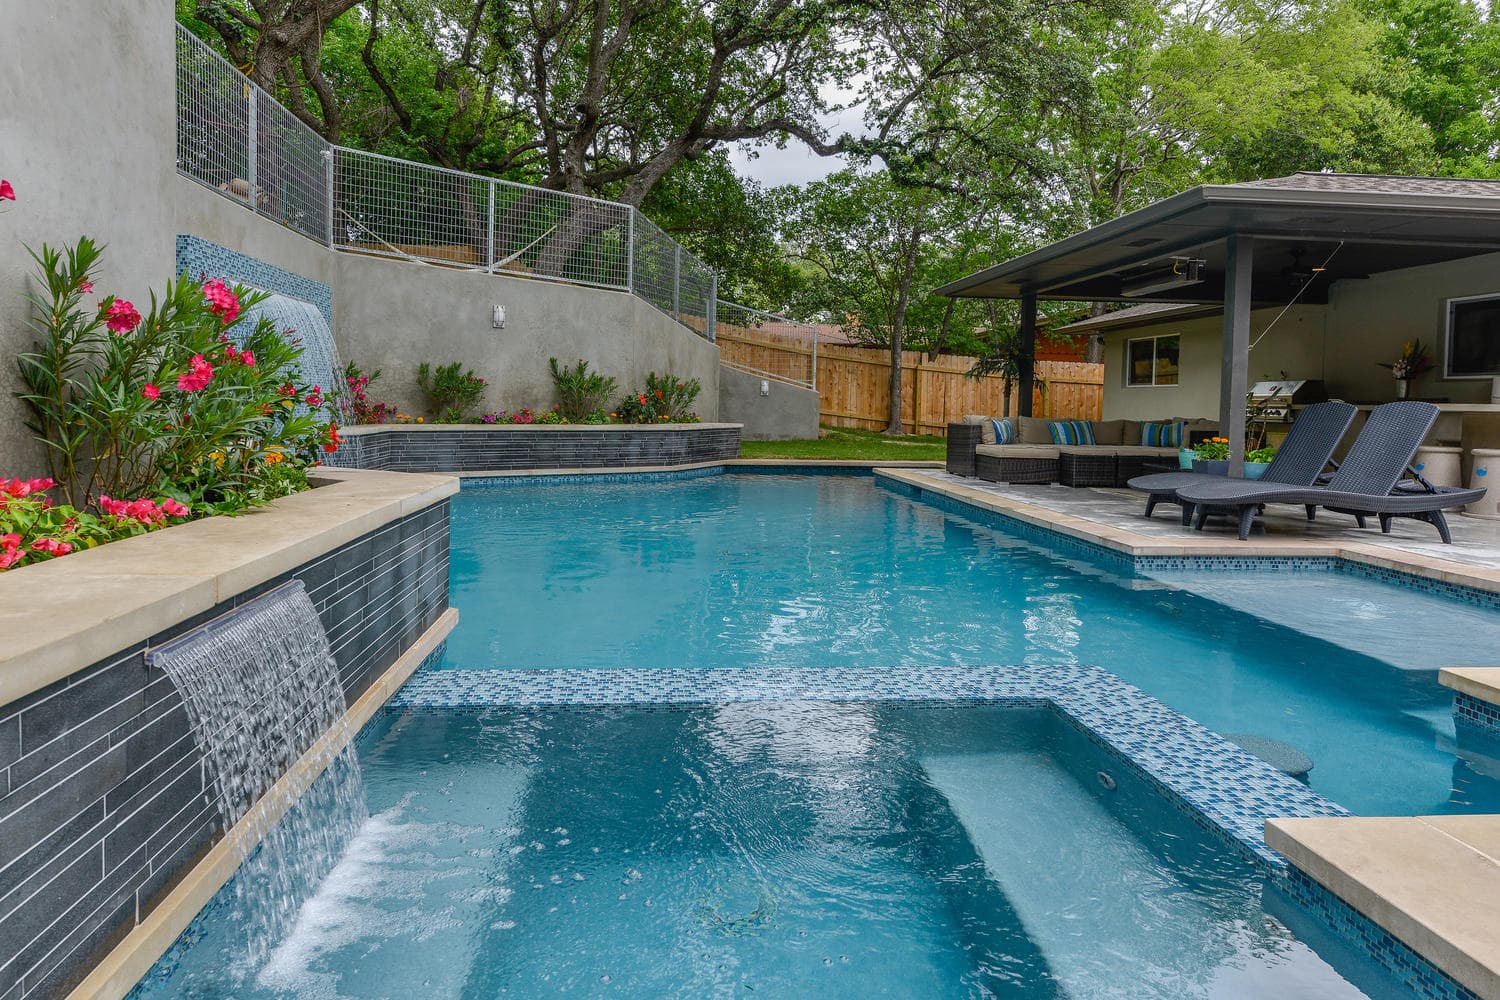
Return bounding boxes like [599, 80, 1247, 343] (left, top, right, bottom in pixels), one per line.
[714, 301, 818, 388]
[175, 23, 712, 337]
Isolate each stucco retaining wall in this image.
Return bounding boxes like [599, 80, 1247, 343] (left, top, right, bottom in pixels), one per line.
[718, 366, 820, 440]
[0, 472, 454, 998]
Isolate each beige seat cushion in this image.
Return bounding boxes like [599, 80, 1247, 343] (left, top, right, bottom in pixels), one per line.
[962, 413, 996, 445]
[1057, 444, 1118, 455]
[1015, 415, 1054, 444]
[976, 444, 1059, 460]
[1090, 419, 1126, 445]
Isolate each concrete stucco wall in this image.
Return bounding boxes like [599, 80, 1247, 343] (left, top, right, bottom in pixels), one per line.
[1100, 306, 1326, 421]
[0, 0, 177, 477]
[718, 366, 820, 439]
[332, 252, 720, 420]
[1324, 250, 1500, 405]
[173, 178, 338, 293]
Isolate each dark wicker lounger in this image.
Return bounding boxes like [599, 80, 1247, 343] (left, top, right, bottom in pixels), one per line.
[1126, 400, 1356, 523]
[1175, 401, 1485, 542]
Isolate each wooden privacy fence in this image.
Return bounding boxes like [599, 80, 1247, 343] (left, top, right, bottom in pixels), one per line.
[717, 330, 1104, 435]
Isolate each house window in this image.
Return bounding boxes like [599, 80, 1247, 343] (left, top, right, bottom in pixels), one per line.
[1446, 293, 1500, 378]
[1125, 334, 1180, 387]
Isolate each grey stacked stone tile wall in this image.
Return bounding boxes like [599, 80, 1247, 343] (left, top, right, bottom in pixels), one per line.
[329, 426, 741, 473]
[0, 501, 449, 1000]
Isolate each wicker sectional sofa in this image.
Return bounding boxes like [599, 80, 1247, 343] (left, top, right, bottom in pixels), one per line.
[946, 415, 1219, 487]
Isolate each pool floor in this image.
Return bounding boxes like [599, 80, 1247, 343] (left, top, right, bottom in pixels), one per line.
[136, 704, 1388, 999]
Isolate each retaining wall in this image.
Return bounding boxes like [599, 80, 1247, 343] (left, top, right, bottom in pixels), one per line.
[331, 423, 742, 473]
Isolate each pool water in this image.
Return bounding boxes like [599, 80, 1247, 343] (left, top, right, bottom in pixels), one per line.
[137, 704, 1393, 999]
[445, 474, 1500, 817]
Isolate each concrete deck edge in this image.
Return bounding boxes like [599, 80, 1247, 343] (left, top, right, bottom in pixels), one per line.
[877, 468, 1500, 596]
[1440, 667, 1500, 705]
[1266, 816, 1500, 1000]
[66, 607, 459, 1000]
[0, 468, 458, 708]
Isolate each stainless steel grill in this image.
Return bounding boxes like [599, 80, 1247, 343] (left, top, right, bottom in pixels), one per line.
[1249, 379, 1328, 421]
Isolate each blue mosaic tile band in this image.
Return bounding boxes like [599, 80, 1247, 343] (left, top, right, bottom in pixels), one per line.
[1280, 867, 1480, 1000]
[388, 662, 1348, 868]
[175, 234, 333, 325]
[462, 466, 729, 487]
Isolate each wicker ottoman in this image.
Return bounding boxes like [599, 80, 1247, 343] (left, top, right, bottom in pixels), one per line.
[975, 445, 1060, 484]
[1058, 448, 1118, 487]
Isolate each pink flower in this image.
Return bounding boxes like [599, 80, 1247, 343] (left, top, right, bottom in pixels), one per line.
[0, 549, 23, 570]
[1, 477, 54, 498]
[103, 299, 142, 334]
[30, 538, 72, 557]
[100, 495, 169, 526]
[141, 383, 160, 400]
[175, 354, 214, 392]
[0, 180, 13, 201]
[78, 279, 94, 295]
[1, 533, 20, 548]
[239, 350, 254, 367]
[225, 345, 239, 362]
[305, 386, 324, 408]
[201, 279, 241, 324]
[161, 499, 190, 518]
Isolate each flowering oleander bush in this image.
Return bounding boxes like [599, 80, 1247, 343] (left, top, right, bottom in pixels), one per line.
[548, 357, 616, 422]
[343, 361, 397, 424]
[613, 372, 702, 423]
[0, 477, 193, 572]
[15, 237, 336, 517]
[416, 361, 488, 423]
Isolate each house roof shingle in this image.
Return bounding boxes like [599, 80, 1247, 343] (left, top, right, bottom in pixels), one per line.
[1236, 172, 1500, 198]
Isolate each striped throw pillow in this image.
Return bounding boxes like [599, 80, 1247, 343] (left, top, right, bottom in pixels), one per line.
[991, 418, 1015, 444]
[1140, 420, 1186, 447]
[1048, 419, 1096, 446]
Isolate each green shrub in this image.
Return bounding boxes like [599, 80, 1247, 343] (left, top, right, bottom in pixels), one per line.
[614, 372, 702, 424]
[416, 361, 488, 422]
[549, 357, 617, 421]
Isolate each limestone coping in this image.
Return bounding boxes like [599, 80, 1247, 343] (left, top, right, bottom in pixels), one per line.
[339, 422, 743, 435]
[1266, 815, 1500, 999]
[877, 468, 1500, 596]
[0, 468, 457, 709]
[1440, 667, 1500, 706]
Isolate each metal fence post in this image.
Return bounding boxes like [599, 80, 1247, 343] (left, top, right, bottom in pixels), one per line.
[707, 279, 717, 342]
[811, 324, 818, 391]
[486, 179, 497, 274]
[672, 245, 681, 319]
[625, 210, 636, 292]
[245, 85, 258, 213]
[323, 147, 335, 247]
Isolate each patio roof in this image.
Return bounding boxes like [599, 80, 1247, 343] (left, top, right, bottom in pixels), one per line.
[935, 172, 1500, 457]
[936, 172, 1500, 306]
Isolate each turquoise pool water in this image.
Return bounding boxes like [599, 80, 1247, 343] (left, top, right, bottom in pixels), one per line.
[136, 705, 1392, 999]
[445, 474, 1500, 817]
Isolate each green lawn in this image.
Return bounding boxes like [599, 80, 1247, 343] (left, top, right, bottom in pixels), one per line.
[739, 425, 947, 461]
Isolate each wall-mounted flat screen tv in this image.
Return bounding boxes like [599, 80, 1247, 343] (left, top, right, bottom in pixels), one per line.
[1447, 294, 1500, 377]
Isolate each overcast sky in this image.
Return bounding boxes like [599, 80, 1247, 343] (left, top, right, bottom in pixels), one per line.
[726, 82, 868, 189]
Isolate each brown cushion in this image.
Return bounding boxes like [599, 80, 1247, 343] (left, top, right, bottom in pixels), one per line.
[1090, 419, 1125, 445]
[1121, 420, 1142, 445]
[977, 444, 1059, 460]
[1015, 415, 1053, 445]
[963, 414, 997, 445]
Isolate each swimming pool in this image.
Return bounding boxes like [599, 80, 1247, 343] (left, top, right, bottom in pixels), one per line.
[134, 704, 1393, 999]
[443, 473, 1500, 818]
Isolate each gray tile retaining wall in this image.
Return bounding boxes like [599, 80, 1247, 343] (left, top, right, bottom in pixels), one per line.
[0, 501, 450, 999]
[330, 425, 741, 473]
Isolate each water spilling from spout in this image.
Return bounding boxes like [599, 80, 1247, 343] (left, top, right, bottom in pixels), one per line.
[149, 580, 367, 976]
[240, 291, 345, 417]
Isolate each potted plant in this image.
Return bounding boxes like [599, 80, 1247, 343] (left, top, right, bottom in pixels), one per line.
[1244, 444, 1277, 480]
[1191, 437, 1231, 476]
[1379, 340, 1433, 399]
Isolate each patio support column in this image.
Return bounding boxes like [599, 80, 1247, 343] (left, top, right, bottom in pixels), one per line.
[1220, 236, 1253, 475]
[1018, 287, 1037, 417]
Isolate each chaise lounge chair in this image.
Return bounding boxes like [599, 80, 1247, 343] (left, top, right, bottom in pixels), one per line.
[1126, 400, 1357, 523]
[1174, 401, 1486, 542]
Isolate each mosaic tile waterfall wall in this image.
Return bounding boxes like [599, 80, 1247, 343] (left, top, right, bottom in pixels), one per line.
[175, 235, 343, 404]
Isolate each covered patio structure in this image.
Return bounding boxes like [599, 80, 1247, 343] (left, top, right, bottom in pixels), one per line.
[937, 173, 1500, 472]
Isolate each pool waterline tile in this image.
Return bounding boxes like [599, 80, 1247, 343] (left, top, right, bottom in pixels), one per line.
[387, 662, 1349, 870]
